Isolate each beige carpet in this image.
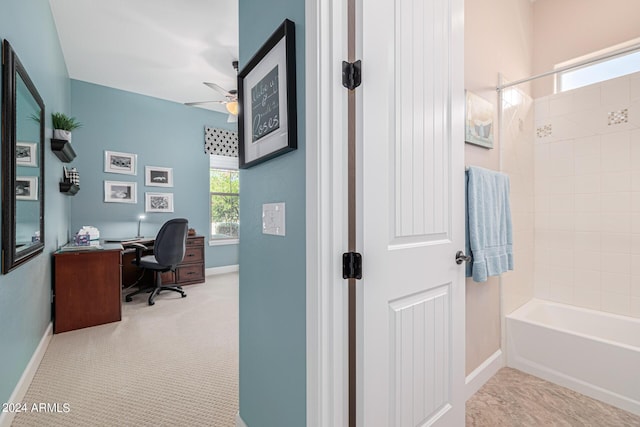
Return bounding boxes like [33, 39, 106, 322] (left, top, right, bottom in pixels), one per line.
[12, 273, 238, 427]
[467, 367, 640, 426]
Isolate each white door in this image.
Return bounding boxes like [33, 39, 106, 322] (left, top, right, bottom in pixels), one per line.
[359, 0, 465, 424]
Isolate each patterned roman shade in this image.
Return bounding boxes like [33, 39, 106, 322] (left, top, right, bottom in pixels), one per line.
[204, 126, 238, 157]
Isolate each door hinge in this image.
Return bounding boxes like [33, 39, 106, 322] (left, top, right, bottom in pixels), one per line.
[50, 289, 54, 304]
[342, 60, 362, 90]
[342, 252, 362, 280]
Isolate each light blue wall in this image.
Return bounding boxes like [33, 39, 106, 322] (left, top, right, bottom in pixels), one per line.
[238, 0, 306, 426]
[69, 80, 238, 268]
[0, 0, 71, 405]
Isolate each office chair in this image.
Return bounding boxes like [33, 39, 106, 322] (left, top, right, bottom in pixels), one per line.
[125, 218, 189, 306]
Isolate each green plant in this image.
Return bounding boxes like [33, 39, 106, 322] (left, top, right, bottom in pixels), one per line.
[51, 112, 82, 131]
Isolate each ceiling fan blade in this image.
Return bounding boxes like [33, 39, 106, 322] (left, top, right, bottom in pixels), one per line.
[203, 82, 232, 96]
[184, 100, 226, 106]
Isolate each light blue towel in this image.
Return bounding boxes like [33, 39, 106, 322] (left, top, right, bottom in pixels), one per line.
[465, 166, 513, 282]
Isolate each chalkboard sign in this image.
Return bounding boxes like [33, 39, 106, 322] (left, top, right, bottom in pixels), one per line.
[251, 65, 280, 142]
[238, 19, 297, 169]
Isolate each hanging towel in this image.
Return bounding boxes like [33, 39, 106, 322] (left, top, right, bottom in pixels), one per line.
[465, 166, 513, 282]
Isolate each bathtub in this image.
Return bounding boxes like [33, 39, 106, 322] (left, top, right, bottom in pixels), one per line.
[506, 298, 640, 415]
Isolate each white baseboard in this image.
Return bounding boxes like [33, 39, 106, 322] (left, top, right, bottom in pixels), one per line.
[236, 411, 248, 427]
[0, 322, 53, 427]
[465, 349, 504, 401]
[206, 264, 239, 276]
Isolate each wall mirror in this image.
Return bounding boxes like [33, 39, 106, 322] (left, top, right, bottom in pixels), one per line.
[2, 40, 45, 273]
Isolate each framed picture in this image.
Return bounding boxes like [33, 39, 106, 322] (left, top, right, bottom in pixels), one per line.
[104, 150, 137, 175]
[104, 181, 137, 203]
[465, 91, 494, 149]
[145, 166, 173, 187]
[238, 19, 297, 169]
[145, 192, 174, 213]
[16, 142, 37, 167]
[16, 176, 37, 200]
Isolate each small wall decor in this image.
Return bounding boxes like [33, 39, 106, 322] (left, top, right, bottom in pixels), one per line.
[16, 142, 37, 167]
[465, 91, 494, 149]
[145, 192, 174, 213]
[238, 19, 297, 169]
[16, 176, 37, 200]
[64, 167, 80, 186]
[205, 127, 238, 157]
[104, 150, 137, 175]
[145, 166, 173, 187]
[104, 181, 137, 203]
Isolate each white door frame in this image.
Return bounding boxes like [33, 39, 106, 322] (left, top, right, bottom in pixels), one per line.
[305, 0, 350, 425]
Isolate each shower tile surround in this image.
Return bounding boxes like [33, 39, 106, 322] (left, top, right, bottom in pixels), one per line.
[534, 71, 640, 318]
[500, 85, 535, 315]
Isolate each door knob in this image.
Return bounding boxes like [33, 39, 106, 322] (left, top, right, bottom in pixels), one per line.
[455, 251, 471, 265]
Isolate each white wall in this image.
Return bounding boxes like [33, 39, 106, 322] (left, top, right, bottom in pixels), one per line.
[534, 71, 640, 317]
[533, 0, 640, 97]
[464, 0, 533, 374]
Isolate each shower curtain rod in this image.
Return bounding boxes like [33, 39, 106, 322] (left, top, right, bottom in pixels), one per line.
[497, 42, 640, 91]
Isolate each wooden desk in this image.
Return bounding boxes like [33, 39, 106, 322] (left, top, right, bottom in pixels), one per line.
[53, 244, 122, 334]
[121, 235, 205, 288]
[52, 236, 205, 333]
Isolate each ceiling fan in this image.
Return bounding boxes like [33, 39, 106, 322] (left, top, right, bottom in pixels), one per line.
[185, 61, 239, 122]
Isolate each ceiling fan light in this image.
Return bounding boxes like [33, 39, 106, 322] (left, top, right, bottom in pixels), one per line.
[226, 101, 239, 116]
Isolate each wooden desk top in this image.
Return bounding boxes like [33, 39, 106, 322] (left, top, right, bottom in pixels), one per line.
[55, 242, 123, 254]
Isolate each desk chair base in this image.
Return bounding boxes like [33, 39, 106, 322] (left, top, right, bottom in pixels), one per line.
[125, 273, 187, 306]
[147, 285, 186, 306]
[125, 285, 187, 306]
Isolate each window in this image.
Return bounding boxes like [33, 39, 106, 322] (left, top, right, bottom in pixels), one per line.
[556, 39, 640, 93]
[210, 156, 239, 244]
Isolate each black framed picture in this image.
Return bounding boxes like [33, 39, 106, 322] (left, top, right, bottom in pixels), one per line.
[238, 19, 297, 169]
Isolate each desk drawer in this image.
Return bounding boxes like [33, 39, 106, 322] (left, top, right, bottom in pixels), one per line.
[182, 246, 203, 264]
[176, 264, 204, 284]
[186, 236, 204, 247]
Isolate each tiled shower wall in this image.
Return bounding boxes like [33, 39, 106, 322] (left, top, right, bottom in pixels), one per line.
[501, 86, 535, 315]
[534, 71, 640, 317]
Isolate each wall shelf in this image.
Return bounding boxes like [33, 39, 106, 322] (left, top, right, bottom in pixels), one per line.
[51, 139, 76, 162]
[59, 182, 79, 196]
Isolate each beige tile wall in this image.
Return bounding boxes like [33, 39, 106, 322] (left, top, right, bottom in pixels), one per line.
[534, 71, 640, 317]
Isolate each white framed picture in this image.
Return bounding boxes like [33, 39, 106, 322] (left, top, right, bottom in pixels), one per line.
[465, 91, 494, 149]
[145, 166, 173, 187]
[145, 192, 174, 213]
[104, 181, 137, 203]
[16, 142, 37, 167]
[104, 150, 137, 175]
[16, 176, 38, 200]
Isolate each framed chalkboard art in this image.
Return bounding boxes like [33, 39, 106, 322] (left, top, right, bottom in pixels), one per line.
[238, 19, 297, 168]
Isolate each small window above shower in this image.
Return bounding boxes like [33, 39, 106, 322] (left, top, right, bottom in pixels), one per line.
[555, 38, 640, 93]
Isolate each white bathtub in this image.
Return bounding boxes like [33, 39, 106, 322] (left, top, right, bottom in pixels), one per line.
[506, 298, 640, 415]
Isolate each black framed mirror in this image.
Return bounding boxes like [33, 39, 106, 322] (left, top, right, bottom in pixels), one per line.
[2, 40, 45, 273]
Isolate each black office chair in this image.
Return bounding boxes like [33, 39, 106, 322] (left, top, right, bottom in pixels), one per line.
[125, 218, 189, 306]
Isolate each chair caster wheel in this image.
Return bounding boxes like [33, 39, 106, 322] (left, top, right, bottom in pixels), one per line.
[125, 296, 132, 302]
[182, 293, 187, 298]
[149, 301, 155, 306]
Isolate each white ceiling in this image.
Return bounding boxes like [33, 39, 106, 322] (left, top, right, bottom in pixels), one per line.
[49, 0, 239, 115]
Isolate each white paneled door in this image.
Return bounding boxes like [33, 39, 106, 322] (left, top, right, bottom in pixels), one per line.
[359, 0, 465, 424]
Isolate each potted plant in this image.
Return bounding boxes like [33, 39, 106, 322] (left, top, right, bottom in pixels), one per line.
[52, 112, 82, 142]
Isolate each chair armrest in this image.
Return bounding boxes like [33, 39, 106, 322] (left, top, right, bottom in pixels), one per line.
[129, 242, 148, 250]
[128, 242, 148, 266]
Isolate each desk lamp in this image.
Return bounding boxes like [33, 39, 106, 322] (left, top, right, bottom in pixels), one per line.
[136, 214, 146, 238]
